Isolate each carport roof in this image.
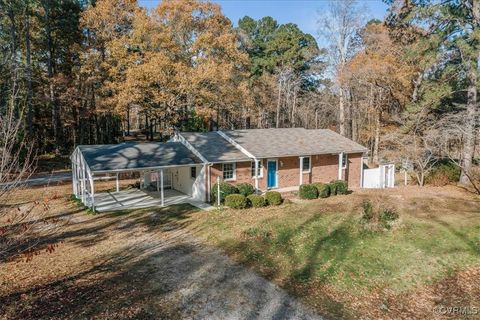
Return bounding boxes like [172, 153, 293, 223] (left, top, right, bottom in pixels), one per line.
[77, 142, 203, 173]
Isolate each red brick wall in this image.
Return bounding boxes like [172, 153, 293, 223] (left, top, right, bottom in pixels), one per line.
[346, 153, 363, 188]
[311, 154, 339, 183]
[207, 152, 363, 196]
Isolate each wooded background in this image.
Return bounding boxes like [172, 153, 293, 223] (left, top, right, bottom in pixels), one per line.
[0, 0, 478, 187]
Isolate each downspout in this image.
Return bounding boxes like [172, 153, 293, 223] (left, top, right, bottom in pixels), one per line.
[207, 163, 213, 202]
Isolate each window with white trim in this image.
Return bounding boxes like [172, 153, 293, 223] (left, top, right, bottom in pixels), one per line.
[190, 166, 197, 179]
[302, 157, 311, 173]
[251, 160, 264, 178]
[223, 163, 235, 181]
[341, 153, 348, 169]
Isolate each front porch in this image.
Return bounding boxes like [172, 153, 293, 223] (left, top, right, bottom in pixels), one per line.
[93, 189, 212, 212]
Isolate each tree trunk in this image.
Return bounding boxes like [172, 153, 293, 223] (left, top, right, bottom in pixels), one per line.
[460, 0, 480, 184]
[460, 58, 478, 184]
[345, 86, 352, 139]
[25, 6, 34, 138]
[291, 88, 297, 127]
[276, 78, 282, 128]
[126, 105, 130, 136]
[373, 108, 381, 164]
[352, 113, 358, 142]
[339, 87, 345, 135]
[7, 7, 17, 112]
[43, 2, 61, 151]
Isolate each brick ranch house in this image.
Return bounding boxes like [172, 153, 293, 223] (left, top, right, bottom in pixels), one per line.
[71, 128, 367, 209]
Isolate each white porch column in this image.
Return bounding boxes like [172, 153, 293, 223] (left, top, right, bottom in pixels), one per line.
[299, 156, 304, 185]
[72, 159, 77, 197]
[80, 156, 86, 204]
[254, 159, 259, 194]
[160, 169, 164, 207]
[338, 153, 343, 180]
[89, 171, 95, 211]
[116, 173, 120, 193]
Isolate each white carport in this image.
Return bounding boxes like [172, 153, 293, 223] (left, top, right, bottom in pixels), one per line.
[71, 142, 206, 212]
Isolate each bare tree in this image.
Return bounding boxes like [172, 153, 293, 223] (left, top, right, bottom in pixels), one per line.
[435, 109, 480, 194]
[0, 87, 57, 263]
[317, 0, 366, 138]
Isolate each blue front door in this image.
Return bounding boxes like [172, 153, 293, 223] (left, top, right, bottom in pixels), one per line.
[267, 160, 277, 188]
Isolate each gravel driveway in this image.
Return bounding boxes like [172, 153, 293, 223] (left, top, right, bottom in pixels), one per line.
[134, 215, 323, 320]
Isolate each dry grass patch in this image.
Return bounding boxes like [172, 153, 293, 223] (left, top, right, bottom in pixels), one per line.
[185, 186, 480, 319]
[1, 183, 196, 319]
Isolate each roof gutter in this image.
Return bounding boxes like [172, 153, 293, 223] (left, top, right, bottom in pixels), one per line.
[90, 163, 202, 175]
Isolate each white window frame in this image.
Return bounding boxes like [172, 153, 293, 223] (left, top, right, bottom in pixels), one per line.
[251, 160, 264, 179]
[302, 156, 311, 173]
[222, 162, 236, 181]
[342, 153, 348, 169]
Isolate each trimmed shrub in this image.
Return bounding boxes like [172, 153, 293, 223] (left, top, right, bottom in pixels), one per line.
[211, 182, 238, 204]
[247, 194, 266, 207]
[265, 191, 282, 205]
[225, 193, 248, 209]
[329, 182, 337, 195]
[299, 184, 318, 199]
[236, 183, 255, 197]
[330, 180, 348, 195]
[313, 182, 330, 198]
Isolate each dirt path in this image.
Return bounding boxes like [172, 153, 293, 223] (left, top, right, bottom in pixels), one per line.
[0, 198, 322, 320]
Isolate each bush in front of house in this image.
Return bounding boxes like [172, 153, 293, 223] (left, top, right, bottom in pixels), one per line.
[247, 194, 266, 207]
[313, 182, 330, 198]
[211, 182, 238, 204]
[330, 180, 348, 195]
[299, 184, 318, 199]
[225, 194, 248, 209]
[236, 183, 255, 197]
[265, 191, 282, 205]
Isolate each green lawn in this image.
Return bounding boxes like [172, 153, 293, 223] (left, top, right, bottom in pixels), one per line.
[183, 189, 480, 318]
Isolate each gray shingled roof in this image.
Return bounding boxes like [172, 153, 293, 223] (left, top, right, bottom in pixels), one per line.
[78, 142, 202, 173]
[180, 131, 251, 162]
[222, 128, 367, 159]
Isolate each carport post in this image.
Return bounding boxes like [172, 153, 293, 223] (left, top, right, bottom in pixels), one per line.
[116, 173, 119, 193]
[254, 159, 259, 194]
[160, 169, 164, 207]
